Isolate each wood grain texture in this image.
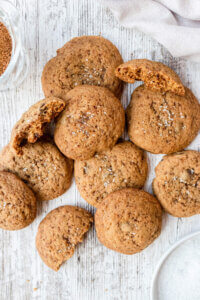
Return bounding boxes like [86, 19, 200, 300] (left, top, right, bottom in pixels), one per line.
[0, 0, 200, 299]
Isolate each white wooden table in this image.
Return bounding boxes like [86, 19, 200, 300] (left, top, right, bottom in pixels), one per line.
[0, 0, 200, 299]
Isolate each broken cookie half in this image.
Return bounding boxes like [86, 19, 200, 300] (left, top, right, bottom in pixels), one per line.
[36, 205, 93, 271]
[115, 59, 185, 96]
[11, 97, 66, 155]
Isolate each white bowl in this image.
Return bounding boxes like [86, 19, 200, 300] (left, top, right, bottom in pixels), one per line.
[0, 0, 29, 90]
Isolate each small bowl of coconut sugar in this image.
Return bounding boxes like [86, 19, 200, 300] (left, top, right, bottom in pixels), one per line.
[0, 0, 29, 90]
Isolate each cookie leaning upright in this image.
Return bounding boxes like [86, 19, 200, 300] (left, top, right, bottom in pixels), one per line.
[10, 97, 65, 155]
[75, 141, 148, 207]
[36, 205, 93, 271]
[115, 59, 185, 96]
[42, 36, 123, 100]
[54, 85, 125, 160]
[153, 151, 200, 217]
[95, 188, 162, 255]
[0, 171, 36, 230]
[126, 85, 200, 154]
[0, 142, 73, 201]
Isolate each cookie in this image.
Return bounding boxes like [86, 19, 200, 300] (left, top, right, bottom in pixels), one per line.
[42, 36, 123, 100]
[115, 59, 185, 96]
[54, 85, 125, 160]
[0, 142, 73, 201]
[126, 85, 200, 154]
[36, 205, 93, 271]
[95, 188, 162, 254]
[11, 97, 66, 155]
[0, 171, 36, 230]
[75, 141, 148, 207]
[153, 150, 200, 217]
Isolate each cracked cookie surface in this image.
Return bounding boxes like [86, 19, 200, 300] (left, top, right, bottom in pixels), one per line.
[75, 141, 148, 208]
[0, 171, 36, 230]
[0, 142, 73, 201]
[36, 205, 93, 271]
[95, 188, 162, 254]
[115, 59, 185, 95]
[11, 97, 66, 155]
[54, 85, 125, 160]
[126, 85, 200, 154]
[42, 36, 123, 100]
[153, 150, 200, 217]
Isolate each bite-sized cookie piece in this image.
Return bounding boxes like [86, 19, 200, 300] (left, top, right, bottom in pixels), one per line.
[0, 171, 36, 230]
[127, 85, 200, 154]
[11, 97, 66, 155]
[36, 205, 93, 271]
[153, 151, 200, 217]
[42, 36, 123, 100]
[75, 141, 148, 207]
[95, 188, 162, 254]
[54, 85, 125, 160]
[115, 59, 185, 96]
[0, 142, 73, 201]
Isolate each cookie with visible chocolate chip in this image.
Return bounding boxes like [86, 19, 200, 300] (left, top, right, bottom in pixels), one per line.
[42, 36, 123, 100]
[95, 188, 162, 254]
[54, 85, 125, 160]
[126, 85, 200, 154]
[11, 97, 65, 155]
[115, 59, 185, 95]
[0, 171, 36, 230]
[36, 205, 93, 271]
[0, 142, 73, 201]
[75, 141, 148, 207]
[153, 150, 200, 217]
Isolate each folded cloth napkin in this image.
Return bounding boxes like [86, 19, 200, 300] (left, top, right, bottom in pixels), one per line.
[101, 0, 200, 62]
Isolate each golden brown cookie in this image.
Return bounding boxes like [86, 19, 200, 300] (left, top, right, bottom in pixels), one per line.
[0, 142, 73, 201]
[115, 59, 185, 95]
[75, 141, 148, 207]
[126, 85, 200, 154]
[11, 97, 66, 155]
[153, 150, 200, 217]
[36, 205, 93, 271]
[42, 36, 123, 100]
[95, 188, 162, 254]
[0, 171, 36, 230]
[54, 85, 125, 160]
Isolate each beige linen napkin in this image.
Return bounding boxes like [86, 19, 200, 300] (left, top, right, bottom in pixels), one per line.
[101, 0, 200, 61]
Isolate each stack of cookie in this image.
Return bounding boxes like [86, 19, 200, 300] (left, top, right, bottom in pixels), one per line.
[115, 58, 200, 217]
[0, 35, 199, 272]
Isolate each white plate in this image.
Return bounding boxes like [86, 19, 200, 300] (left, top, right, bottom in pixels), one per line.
[151, 231, 200, 300]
